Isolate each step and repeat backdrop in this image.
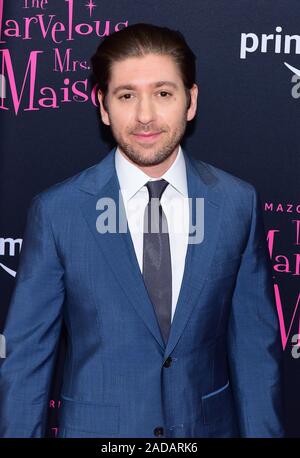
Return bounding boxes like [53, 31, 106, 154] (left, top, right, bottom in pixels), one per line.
[0, 0, 299, 437]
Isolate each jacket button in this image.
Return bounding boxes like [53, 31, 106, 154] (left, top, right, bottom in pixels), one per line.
[163, 356, 172, 368]
[154, 426, 164, 436]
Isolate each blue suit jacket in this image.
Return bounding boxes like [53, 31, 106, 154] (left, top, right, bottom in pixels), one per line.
[0, 147, 284, 437]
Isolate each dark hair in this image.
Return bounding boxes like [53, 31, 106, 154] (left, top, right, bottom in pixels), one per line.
[91, 23, 196, 111]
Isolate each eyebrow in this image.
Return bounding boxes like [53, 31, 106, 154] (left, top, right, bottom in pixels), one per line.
[112, 81, 179, 95]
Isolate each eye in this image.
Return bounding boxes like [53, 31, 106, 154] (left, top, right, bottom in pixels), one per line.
[158, 91, 172, 98]
[119, 93, 134, 100]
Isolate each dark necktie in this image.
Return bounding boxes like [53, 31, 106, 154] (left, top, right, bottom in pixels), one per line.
[142, 179, 172, 345]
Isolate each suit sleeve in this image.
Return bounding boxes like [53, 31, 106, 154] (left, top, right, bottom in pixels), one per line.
[227, 186, 285, 437]
[0, 195, 65, 437]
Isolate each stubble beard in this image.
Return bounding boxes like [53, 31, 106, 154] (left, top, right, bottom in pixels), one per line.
[110, 118, 187, 167]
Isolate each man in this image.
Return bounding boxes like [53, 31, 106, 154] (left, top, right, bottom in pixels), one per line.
[0, 23, 284, 438]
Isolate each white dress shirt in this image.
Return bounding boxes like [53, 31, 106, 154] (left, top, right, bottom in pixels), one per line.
[115, 145, 189, 322]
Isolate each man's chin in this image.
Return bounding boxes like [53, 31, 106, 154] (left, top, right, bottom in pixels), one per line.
[117, 143, 174, 166]
[125, 151, 173, 167]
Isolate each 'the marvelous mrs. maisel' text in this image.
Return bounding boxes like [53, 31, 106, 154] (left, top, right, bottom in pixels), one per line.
[0, 0, 128, 114]
[0, 0, 126, 44]
[0, 48, 105, 114]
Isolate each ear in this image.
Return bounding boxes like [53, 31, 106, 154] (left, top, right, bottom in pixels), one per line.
[186, 84, 198, 122]
[97, 90, 110, 126]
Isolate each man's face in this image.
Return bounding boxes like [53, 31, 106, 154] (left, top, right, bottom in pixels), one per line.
[97, 53, 198, 168]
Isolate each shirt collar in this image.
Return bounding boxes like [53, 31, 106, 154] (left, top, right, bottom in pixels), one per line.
[115, 145, 188, 202]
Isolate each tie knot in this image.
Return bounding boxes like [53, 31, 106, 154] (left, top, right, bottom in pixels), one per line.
[146, 179, 169, 201]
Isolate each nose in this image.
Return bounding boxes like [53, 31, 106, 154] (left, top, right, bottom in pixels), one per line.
[135, 94, 155, 125]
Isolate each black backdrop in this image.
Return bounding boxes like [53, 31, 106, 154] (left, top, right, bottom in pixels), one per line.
[0, 0, 299, 437]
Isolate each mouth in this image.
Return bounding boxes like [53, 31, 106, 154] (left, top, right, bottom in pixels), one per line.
[132, 132, 162, 142]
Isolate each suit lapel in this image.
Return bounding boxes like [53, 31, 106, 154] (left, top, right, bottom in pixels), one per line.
[77, 147, 224, 357]
[163, 152, 224, 358]
[78, 147, 166, 351]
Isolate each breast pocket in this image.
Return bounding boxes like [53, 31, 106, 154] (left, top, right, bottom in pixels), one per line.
[59, 395, 120, 436]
